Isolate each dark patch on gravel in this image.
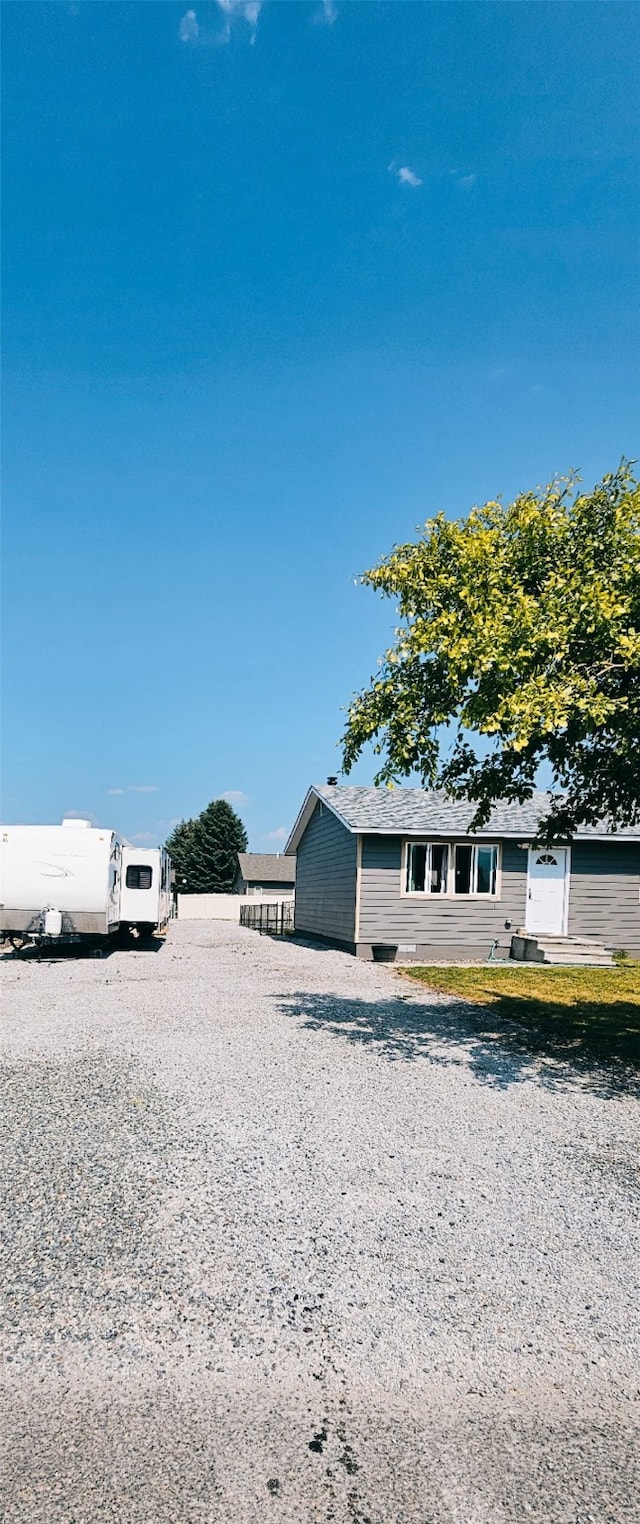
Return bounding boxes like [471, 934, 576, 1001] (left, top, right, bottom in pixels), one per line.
[308, 1426, 327, 1453]
[564, 1137, 640, 1198]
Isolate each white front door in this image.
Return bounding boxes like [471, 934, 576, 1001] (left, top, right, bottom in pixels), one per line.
[526, 848, 569, 935]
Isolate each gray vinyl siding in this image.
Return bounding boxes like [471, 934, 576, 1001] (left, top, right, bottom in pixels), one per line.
[358, 836, 527, 947]
[294, 802, 357, 944]
[568, 842, 640, 950]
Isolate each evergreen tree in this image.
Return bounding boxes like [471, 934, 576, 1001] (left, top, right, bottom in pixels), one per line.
[164, 818, 197, 893]
[166, 800, 248, 893]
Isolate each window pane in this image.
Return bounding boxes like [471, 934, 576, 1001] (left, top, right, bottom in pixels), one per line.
[126, 865, 153, 890]
[407, 843, 427, 892]
[454, 845, 472, 895]
[476, 846, 497, 895]
[430, 844, 448, 894]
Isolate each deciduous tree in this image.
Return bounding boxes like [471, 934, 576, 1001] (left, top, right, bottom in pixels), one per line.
[342, 464, 640, 840]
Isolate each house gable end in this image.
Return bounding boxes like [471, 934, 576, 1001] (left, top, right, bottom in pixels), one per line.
[294, 799, 358, 946]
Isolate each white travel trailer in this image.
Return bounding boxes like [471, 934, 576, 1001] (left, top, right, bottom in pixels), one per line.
[0, 819, 124, 947]
[0, 821, 172, 950]
[119, 845, 172, 940]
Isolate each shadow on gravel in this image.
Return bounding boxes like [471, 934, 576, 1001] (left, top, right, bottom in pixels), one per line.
[277, 990, 640, 1098]
[1, 936, 165, 962]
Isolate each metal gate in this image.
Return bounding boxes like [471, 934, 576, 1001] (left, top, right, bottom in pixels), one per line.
[239, 902, 294, 936]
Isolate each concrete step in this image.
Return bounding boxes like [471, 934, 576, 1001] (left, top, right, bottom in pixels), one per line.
[536, 932, 606, 944]
[539, 953, 614, 968]
[514, 929, 609, 949]
[538, 939, 608, 951]
[510, 931, 615, 967]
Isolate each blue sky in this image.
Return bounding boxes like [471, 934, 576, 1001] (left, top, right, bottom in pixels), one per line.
[3, 1, 639, 849]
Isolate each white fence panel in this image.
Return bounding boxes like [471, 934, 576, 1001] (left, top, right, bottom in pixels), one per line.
[177, 894, 240, 921]
[177, 893, 294, 921]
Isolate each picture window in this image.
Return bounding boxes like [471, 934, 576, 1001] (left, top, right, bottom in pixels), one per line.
[405, 841, 498, 896]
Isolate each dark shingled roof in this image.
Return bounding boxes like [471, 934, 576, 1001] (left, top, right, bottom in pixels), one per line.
[285, 785, 640, 853]
[237, 853, 296, 883]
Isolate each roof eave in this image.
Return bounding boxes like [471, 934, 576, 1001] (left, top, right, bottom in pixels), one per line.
[330, 825, 638, 842]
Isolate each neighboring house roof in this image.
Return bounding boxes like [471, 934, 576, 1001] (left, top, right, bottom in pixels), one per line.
[285, 784, 640, 854]
[236, 853, 296, 883]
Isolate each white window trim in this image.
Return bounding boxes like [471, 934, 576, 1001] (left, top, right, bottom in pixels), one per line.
[401, 839, 502, 899]
[403, 840, 450, 897]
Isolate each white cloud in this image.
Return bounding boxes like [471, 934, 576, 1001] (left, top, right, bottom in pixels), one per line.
[221, 789, 248, 804]
[131, 832, 158, 844]
[397, 166, 422, 188]
[450, 169, 477, 190]
[216, 0, 261, 42]
[179, 9, 199, 43]
[108, 784, 159, 794]
[265, 827, 287, 842]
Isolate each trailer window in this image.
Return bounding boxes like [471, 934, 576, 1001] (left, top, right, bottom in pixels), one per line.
[126, 865, 153, 890]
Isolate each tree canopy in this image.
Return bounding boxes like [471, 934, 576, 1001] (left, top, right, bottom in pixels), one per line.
[342, 464, 640, 841]
[166, 799, 248, 893]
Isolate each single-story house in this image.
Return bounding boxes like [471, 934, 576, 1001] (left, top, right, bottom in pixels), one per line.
[234, 853, 296, 898]
[284, 784, 640, 960]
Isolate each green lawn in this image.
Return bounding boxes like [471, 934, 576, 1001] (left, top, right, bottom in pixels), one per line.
[403, 961, 640, 1008]
[401, 962, 640, 1073]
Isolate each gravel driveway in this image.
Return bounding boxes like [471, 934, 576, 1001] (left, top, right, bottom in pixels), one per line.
[1, 920, 638, 1523]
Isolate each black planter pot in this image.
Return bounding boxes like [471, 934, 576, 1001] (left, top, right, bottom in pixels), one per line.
[372, 944, 397, 963]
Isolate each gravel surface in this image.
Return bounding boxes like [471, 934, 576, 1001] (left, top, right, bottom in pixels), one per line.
[1, 919, 638, 1522]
